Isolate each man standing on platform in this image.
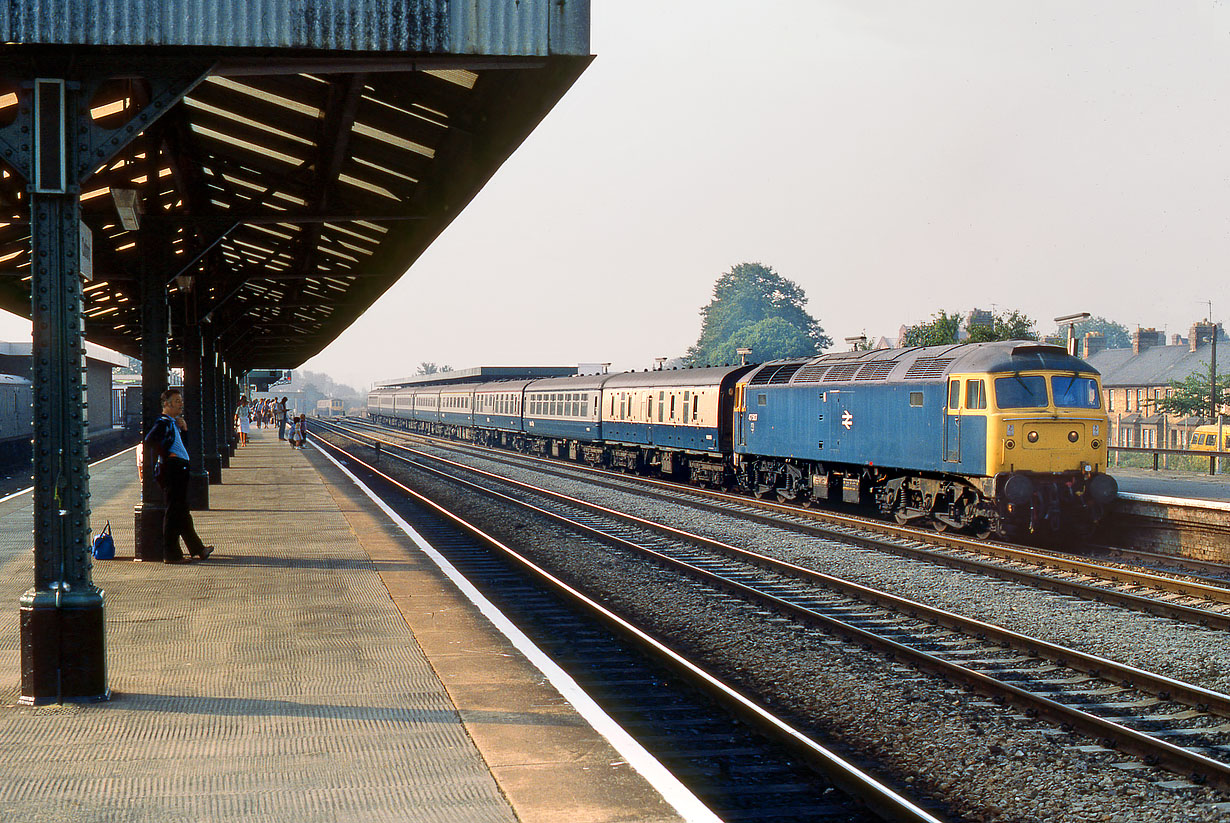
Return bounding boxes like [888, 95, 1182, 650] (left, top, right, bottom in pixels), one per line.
[277, 396, 289, 440]
[143, 388, 215, 564]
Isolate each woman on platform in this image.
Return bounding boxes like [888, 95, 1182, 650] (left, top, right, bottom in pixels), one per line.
[235, 396, 251, 447]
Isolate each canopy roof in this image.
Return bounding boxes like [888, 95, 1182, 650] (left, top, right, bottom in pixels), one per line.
[0, 0, 591, 370]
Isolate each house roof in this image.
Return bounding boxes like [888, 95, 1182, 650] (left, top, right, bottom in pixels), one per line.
[1085, 344, 1214, 388]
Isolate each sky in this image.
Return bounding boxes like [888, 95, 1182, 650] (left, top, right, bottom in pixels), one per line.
[8, 1, 1230, 390]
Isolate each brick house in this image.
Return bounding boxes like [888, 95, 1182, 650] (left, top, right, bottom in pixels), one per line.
[1083, 322, 1226, 450]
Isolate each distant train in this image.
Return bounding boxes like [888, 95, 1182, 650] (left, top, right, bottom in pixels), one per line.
[1189, 424, 1229, 452]
[0, 374, 32, 457]
[367, 341, 1118, 540]
[316, 398, 345, 418]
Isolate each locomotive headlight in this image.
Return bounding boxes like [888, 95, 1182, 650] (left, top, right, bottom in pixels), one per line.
[1026, 430, 1039, 443]
[1068, 430, 1079, 443]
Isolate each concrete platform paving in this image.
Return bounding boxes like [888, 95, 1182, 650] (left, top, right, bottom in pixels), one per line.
[0, 428, 694, 822]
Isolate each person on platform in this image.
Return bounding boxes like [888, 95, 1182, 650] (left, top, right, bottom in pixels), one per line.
[235, 396, 250, 447]
[295, 415, 307, 449]
[143, 388, 215, 564]
[277, 397, 289, 441]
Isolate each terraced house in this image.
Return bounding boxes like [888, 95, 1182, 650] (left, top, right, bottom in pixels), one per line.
[1082, 322, 1226, 450]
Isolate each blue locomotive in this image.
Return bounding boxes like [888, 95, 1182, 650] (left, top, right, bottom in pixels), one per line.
[367, 341, 1117, 539]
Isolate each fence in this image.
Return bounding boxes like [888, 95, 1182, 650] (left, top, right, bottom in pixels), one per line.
[1107, 446, 1228, 475]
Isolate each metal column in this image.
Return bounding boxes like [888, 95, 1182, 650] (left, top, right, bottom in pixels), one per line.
[133, 267, 169, 562]
[181, 315, 210, 511]
[201, 327, 222, 484]
[20, 79, 106, 703]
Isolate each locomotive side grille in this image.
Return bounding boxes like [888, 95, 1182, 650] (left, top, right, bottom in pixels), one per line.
[904, 357, 954, 379]
[823, 363, 861, 382]
[855, 362, 896, 380]
[749, 363, 806, 385]
[792, 364, 830, 383]
[768, 364, 804, 384]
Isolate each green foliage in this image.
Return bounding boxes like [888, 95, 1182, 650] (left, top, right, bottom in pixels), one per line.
[1155, 370, 1230, 417]
[903, 309, 1038, 347]
[902, 310, 962, 347]
[685, 262, 830, 366]
[1054, 316, 1131, 349]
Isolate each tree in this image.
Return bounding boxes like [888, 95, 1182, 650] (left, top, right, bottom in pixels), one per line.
[903, 308, 1038, 347]
[1155, 370, 1230, 418]
[970, 309, 1038, 343]
[902, 310, 963, 347]
[1051, 316, 1130, 349]
[685, 262, 829, 366]
[417, 362, 439, 375]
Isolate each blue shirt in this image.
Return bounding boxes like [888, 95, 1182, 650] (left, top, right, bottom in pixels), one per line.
[164, 415, 190, 460]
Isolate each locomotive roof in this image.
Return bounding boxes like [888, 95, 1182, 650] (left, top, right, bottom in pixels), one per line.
[744, 341, 1098, 387]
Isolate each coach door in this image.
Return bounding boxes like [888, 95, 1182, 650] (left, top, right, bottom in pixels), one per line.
[944, 379, 961, 462]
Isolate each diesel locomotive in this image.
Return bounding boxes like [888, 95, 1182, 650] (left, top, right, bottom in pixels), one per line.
[367, 341, 1117, 540]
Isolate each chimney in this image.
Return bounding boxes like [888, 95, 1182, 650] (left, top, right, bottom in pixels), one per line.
[1132, 327, 1163, 354]
[1190, 321, 1214, 353]
[1171, 333, 1186, 347]
[1082, 332, 1105, 358]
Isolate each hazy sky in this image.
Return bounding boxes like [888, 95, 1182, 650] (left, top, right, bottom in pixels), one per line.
[8, 1, 1230, 389]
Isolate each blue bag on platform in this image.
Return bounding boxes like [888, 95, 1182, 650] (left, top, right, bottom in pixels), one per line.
[91, 521, 115, 560]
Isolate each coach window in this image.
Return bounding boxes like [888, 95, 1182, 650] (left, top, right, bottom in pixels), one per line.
[683, 391, 690, 422]
[670, 393, 676, 421]
[965, 380, 986, 410]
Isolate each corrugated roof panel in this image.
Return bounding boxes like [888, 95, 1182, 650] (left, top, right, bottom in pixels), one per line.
[0, 0, 589, 55]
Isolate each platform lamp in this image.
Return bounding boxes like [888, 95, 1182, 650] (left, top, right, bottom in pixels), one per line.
[1054, 312, 1091, 356]
[736, 347, 752, 366]
[844, 335, 867, 352]
[654, 357, 667, 371]
[111, 187, 141, 231]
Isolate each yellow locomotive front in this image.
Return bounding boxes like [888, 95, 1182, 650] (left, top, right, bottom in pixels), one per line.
[975, 368, 1116, 538]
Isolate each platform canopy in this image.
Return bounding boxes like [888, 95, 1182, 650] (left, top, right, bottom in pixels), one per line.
[0, 0, 591, 370]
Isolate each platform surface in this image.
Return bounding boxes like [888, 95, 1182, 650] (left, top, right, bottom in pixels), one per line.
[0, 428, 687, 822]
[1111, 465, 1230, 502]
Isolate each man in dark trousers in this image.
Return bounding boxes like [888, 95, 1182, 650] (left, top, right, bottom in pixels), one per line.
[277, 396, 289, 440]
[143, 388, 215, 564]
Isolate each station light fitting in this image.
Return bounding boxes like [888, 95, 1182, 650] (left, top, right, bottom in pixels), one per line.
[111, 188, 141, 231]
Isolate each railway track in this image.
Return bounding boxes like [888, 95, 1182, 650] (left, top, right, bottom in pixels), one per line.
[310, 425, 943, 823]
[327, 418, 1230, 630]
[314, 419, 1230, 795]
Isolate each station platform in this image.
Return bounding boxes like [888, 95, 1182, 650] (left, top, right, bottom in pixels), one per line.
[0, 429, 696, 822]
[1110, 466, 1230, 502]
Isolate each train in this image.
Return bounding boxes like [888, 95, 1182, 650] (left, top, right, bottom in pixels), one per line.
[1189, 424, 1229, 452]
[366, 341, 1118, 540]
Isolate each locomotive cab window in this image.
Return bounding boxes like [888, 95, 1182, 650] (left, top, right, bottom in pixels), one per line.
[994, 375, 1048, 409]
[965, 380, 986, 410]
[1051, 376, 1101, 409]
[948, 380, 960, 410]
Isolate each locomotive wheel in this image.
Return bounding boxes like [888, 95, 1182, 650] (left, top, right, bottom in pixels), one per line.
[893, 511, 910, 525]
[970, 519, 993, 540]
[931, 518, 949, 533]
